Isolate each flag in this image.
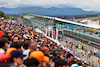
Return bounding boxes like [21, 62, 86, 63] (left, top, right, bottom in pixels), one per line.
[44, 28, 46, 34]
[45, 28, 47, 35]
[48, 28, 50, 36]
[56, 28, 58, 40]
[54, 30, 55, 37]
[52, 30, 53, 39]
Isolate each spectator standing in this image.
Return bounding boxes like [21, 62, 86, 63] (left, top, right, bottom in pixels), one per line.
[49, 54, 55, 67]
[66, 53, 74, 66]
[94, 47, 98, 56]
[6, 42, 21, 55]
[23, 40, 37, 60]
[0, 37, 8, 53]
[8, 50, 26, 67]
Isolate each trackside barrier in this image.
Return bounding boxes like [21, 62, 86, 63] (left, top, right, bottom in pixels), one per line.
[34, 28, 81, 60]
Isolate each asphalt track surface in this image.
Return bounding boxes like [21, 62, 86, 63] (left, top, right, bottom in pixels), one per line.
[63, 30, 100, 46]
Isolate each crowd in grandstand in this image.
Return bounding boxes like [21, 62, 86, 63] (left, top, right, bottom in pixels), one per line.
[0, 18, 89, 67]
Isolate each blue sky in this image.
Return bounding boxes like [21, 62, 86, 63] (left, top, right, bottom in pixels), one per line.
[0, 0, 100, 12]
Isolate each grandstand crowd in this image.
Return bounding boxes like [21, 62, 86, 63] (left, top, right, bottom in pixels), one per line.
[0, 18, 87, 67]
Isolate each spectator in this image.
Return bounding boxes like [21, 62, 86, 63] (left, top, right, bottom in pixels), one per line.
[41, 46, 49, 56]
[71, 60, 79, 67]
[0, 37, 8, 53]
[23, 40, 37, 60]
[66, 53, 74, 66]
[0, 62, 9, 67]
[55, 58, 68, 67]
[0, 30, 4, 38]
[77, 61, 83, 67]
[49, 54, 55, 67]
[94, 47, 98, 56]
[0, 53, 10, 62]
[24, 58, 39, 67]
[8, 50, 26, 67]
[6, 42, 21, 55]
[3, 31, 12, 41]
[29, 51, 49, 62]
[24, 51, 50, 67]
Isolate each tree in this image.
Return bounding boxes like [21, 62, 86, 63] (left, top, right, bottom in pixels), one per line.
[0, 11, 5, 17]
[4, 15, 10, 19]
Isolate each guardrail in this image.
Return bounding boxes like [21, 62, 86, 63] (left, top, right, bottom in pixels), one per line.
[63, 28, 100, 40]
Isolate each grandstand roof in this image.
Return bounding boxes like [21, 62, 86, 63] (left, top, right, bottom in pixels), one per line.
[55, 18, 100, 29]
[24, 14, 100, 29]
[42, 16, 100, 29]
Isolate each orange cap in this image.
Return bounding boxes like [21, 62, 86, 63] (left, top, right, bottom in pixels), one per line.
[6, 48, 17, 55]
[29, 51, 49, 62]
[43, 56, 50, 62]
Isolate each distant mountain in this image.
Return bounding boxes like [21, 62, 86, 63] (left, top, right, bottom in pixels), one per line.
[0, 7, 100, 15]
[0, 7, 21, 15]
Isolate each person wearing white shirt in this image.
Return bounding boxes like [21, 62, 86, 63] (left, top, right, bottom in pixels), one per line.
[23, 40, 37, 60]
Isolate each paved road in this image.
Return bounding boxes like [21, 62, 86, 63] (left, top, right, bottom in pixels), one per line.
[61, 38, 100, 67]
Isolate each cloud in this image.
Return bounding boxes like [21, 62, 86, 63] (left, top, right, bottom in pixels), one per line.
[0, 0, 100, 12]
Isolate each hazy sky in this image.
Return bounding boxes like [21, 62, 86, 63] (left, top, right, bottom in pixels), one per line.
[0, 0, 100, 12]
